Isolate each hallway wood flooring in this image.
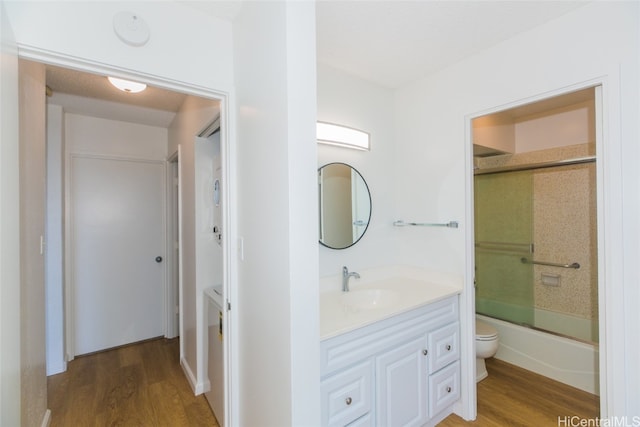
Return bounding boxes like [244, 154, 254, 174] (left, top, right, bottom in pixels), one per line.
[47, 338, 219, 427]
[48, 340, 598, 426]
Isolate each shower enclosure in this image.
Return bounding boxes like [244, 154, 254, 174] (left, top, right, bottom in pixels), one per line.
[474, 160, 598, 344]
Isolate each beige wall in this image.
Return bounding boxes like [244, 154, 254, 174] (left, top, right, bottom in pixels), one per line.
[321, 165, 353, 248]
[19, 59, 48, 426]
[516, 100, 595, 153]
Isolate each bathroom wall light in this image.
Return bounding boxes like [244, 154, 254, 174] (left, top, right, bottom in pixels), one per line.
[107, 76, 147, 93]
[317, 122, 370, 151]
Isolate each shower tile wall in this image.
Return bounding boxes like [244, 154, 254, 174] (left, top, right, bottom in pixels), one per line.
[533, 162, 598, 341]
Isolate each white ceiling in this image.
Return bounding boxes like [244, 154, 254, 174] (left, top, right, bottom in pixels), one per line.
[181, 0, 589, 88]
[45, 1, 590, 126]
[315, 1, 589, 88]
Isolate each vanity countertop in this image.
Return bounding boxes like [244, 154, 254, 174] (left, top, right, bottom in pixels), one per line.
[320, 277, 461, 341]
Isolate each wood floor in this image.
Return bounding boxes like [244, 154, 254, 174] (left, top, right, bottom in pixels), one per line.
[49, 340, 598, 427]
[439, 357, 600, 426]
[47, 338, 219, 427]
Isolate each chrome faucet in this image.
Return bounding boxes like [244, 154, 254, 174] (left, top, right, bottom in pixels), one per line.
[342, 266, 360, 292]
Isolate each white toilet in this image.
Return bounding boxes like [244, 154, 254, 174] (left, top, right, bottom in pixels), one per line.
[475, 319, 499, 382]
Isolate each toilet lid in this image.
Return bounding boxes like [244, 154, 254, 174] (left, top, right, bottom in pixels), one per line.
[476, 320, 498, 340]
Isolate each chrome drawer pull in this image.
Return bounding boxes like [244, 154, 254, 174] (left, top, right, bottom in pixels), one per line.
[422, 349, 428, 356]
[446, 344, 451, 351]
[345, 397, 352, 405]
[447, 386, 452, 393]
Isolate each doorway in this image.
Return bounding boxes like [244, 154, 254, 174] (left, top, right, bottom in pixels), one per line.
[167, 154, 180, 339]
[39, 59, 234, 425]
[467, 85, 604, 411]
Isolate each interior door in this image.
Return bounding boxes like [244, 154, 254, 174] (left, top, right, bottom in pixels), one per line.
[71, 155, 165, 355]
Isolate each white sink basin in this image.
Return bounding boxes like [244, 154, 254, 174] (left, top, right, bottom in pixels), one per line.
[341, 289, 398, 310]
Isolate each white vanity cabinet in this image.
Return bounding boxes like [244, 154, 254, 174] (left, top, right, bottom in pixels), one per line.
[320, 296, 460, 427]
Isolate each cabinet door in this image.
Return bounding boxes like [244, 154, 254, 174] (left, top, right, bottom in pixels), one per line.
[375, 336, 428, 427]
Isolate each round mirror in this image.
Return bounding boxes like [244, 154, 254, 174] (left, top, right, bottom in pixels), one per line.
[318, 163, 372, 249]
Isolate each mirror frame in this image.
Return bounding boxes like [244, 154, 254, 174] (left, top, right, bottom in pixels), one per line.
[318, 162, 372, 250]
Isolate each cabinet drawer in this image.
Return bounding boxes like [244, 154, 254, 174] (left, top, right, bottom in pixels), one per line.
[428, 361, 460, 416]
[427, 322, 459, 373]
[321, 360, 373, 427]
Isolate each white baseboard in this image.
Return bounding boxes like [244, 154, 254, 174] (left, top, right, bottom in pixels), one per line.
[180, 357, 206, 395]
[41, 409, 51, 427]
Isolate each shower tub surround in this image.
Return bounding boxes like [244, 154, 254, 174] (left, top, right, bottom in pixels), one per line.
[319, 266, 463, 426]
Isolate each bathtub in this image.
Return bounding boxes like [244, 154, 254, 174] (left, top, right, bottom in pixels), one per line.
[477, 313, 599, 395]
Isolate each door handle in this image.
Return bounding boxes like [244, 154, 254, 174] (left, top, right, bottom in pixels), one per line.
[155, 256, 163, 263]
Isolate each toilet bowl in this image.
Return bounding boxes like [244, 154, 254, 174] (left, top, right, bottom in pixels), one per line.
[476, 319, 499, 382]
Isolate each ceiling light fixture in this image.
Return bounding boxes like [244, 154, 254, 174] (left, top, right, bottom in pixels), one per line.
[107, 76, 147, 93]
[317, 121, 370, 151]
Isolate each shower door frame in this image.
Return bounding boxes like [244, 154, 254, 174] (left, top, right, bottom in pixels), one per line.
[474, 158, 598, 343]
[464, 79, 618, 418]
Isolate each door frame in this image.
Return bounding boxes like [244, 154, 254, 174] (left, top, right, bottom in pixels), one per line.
[166, 150, 180, 340]
[20, 49, 237, 426]
[463, 76, 615, 419]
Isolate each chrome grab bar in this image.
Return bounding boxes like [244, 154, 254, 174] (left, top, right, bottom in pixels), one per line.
[476, 241, 533, 254]
[393, 220, 459, 228]
[520, 257, 580, 269]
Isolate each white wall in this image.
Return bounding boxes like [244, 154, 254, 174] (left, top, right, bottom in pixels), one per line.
[285, 4, 320, 423]
[233, 2, 319, 425]
[4, 1, 233, 92]
[0, 3, 21, 425]
[394, 1, 639, 417]
[45, 104, 65, 376]
[317, 64, 396, 279]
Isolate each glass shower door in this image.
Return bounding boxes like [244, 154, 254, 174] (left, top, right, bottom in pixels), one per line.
[474, 170, 534, 325]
